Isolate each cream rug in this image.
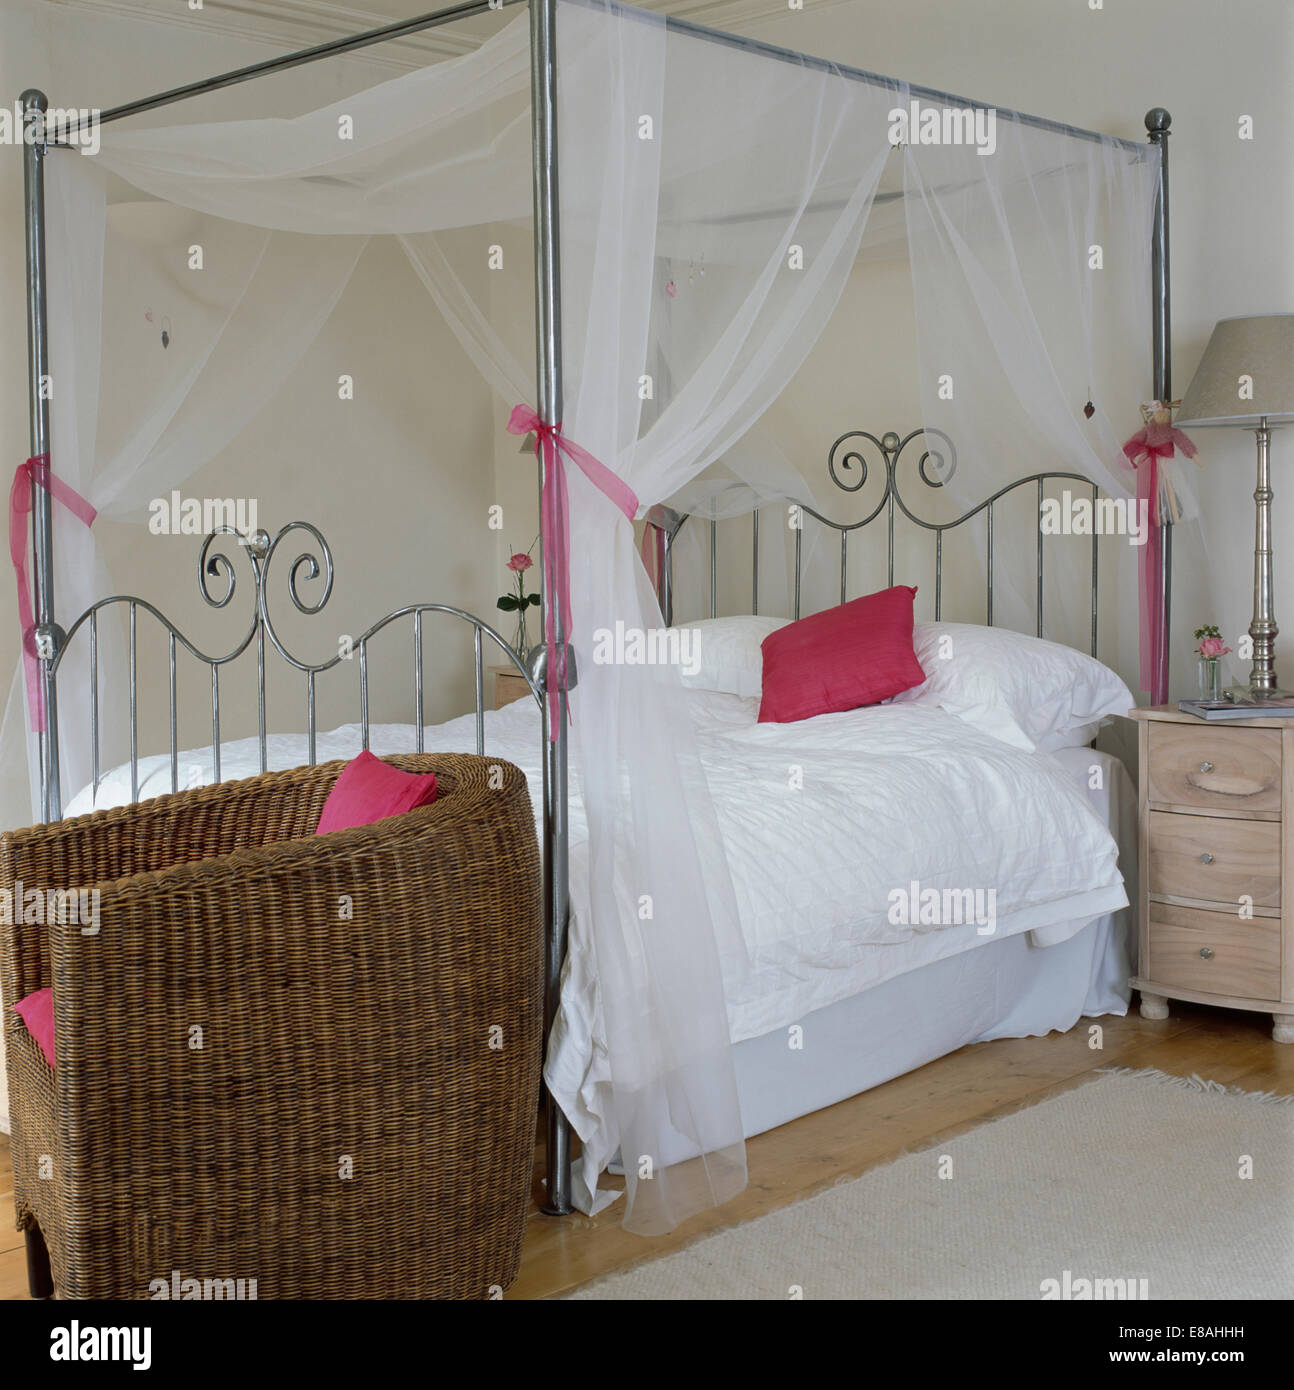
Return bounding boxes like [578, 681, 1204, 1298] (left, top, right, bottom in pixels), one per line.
[570, 1069, 1294, 1300]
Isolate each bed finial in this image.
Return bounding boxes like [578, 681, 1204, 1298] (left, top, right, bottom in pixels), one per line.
[1144, 108, 1171, 135]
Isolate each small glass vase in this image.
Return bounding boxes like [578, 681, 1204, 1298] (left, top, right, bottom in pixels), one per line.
[513, 612, 530, 664]
[1197, 655, 1221, 702]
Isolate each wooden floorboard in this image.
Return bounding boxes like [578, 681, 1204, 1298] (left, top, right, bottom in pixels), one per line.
[1, 999, 1288, 1300]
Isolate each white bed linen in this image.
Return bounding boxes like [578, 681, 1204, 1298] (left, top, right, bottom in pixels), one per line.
[66, 691, 1129, 1211]
[729, 747, 1135, 1144]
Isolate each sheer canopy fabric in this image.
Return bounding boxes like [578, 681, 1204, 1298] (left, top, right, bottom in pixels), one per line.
[9, 0, 1169, 1232]
[671, 102, 1169, 677]
[552, 1, 900, 1229]
[903, 121, 1168, 668]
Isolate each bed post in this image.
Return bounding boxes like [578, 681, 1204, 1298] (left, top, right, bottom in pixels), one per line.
[22, 90, 61, 823]
[529, 0, 573, 1216]
[1147, 108, 1172, 702]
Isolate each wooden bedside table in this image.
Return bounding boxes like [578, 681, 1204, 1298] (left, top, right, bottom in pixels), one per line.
[490, 664, 533, 710]
[1130, 705, 1294, 1043]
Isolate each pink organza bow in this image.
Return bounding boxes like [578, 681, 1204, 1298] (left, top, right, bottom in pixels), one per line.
[507, 406, 638, 739]
[9, 456, 97, 731]
[1122, 420, 1198, 704]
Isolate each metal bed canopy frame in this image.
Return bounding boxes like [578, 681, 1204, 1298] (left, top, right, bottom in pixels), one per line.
[18, 0, 1174, 1223]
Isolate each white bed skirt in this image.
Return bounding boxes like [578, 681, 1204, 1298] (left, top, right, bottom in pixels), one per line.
[732, 909, 1131, 1141]
[593, 908, 1131, 1202]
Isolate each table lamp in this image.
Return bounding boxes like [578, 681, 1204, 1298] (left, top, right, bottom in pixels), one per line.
[1176, 314, 1294, 698]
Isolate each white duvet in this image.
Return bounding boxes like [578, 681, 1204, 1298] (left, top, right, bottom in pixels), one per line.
[67, 690, 1128, 1206]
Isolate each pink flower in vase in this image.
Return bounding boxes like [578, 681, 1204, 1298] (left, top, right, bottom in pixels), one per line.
[1197, 637, 1231, 658]
[499, 545, 540, 659]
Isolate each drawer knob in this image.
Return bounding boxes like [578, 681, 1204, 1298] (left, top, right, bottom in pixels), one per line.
[1199, 760, 1214, 773]
[1200, 852, 1215, 865]
[1200, 947, 1215, 960]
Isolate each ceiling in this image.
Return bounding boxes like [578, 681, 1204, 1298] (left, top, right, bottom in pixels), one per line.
[49, 0, 811, 68]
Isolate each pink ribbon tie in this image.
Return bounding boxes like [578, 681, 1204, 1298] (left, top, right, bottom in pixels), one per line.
[9, 456, 97, 732]
[1123, 415, 1197, 705]
[1123, 440, 1175, 705]
[1132, 452, 1165, 703]
[507, 406, 638, 739]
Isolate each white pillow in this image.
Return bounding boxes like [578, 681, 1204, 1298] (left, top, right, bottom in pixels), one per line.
[674, 615, 791, 698]
[889, 621, 1132, 752]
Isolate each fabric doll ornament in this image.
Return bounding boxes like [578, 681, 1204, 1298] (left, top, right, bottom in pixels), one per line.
[1121, 399, 1200, 524]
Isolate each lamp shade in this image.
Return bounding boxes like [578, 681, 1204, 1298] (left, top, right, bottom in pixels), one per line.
[1176, 314, 1294, 427]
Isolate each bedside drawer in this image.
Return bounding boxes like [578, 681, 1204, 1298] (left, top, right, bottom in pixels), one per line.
[1147, 810, 1281, 907]
[1147, 723, 1282, 816]
[494, 671, 532, 710]
[1148, 902, 1281, 1001]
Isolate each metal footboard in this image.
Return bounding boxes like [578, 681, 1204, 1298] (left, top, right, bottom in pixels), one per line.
[40, 521, 542, 815]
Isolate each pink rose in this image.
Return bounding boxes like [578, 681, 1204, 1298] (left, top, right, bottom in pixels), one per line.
[1197, 637, 1230, 658]
[507, 553, 533, 573]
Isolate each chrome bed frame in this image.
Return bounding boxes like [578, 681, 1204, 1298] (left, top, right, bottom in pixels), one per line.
[16, 0, 1174, 1223]
[49, 522, 542, 806]
[656, 426, 1113, 656]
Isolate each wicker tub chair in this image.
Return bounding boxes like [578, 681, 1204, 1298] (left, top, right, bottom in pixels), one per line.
[0, 754, 543, 1300]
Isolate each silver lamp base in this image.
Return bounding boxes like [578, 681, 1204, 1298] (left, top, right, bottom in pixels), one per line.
[1231, 420, 1288, 701]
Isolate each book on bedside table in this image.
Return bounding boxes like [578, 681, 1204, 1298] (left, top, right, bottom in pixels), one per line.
[1178, 694, 1294, 720]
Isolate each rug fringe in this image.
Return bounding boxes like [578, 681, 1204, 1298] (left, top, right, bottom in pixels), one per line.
[1096, 1065, 1294, 1106]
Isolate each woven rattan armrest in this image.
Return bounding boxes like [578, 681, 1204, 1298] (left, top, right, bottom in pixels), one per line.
[2, 758, 347, 889]
[5, 753, 544, 1300]
[1, 753, 526, 1031]
[1, 760, 339, 1013]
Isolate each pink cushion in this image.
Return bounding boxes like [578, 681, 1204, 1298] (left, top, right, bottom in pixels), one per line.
[13, 988, 55, 1069]
[315, 750, 438, 835]
[758, 585, 925, 723]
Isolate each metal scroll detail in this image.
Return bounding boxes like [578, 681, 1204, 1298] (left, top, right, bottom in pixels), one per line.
[657, 426, 1104, 659]
[43, 522, 540, 808]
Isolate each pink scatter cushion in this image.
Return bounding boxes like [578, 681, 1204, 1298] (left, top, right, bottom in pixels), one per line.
[758, 584, 926, 723]
[315, 750, 439, 835]
[13, 987, 55, 1069]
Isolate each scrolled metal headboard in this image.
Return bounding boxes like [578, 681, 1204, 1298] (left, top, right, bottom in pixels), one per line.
[39, 521, 541, 815]
[653, 425, 1110, 659]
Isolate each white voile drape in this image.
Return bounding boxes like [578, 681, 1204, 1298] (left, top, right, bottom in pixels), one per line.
[549, 0, 902, 1230]
[643, 109, 1171, 701]
[903, 120, 1167, 670]
[6, 11, 545, 822]
[2, 162, 366, 822]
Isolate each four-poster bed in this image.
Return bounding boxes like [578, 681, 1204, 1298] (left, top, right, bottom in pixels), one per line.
[9, 0, 1175, 1258]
